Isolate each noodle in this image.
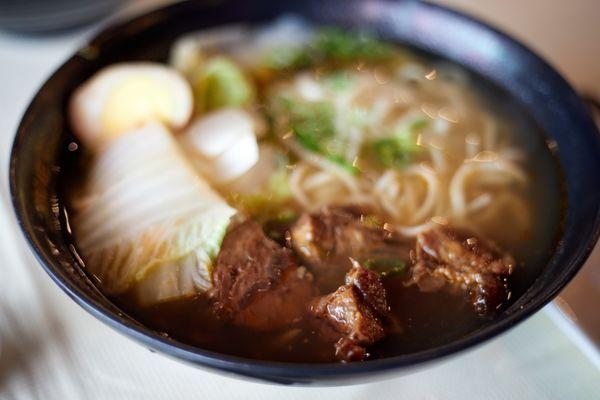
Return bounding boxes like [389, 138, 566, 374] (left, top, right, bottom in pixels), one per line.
[449, 159, 527, 219]
[288, 164, 312, 208]
[245, 60, 532, 241]
[373, 165, 439, 233]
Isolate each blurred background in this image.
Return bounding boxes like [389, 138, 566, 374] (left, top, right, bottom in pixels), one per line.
[0, 0, 598, 96]
[0, 1, 598, 399]
[435, 0, 600, 97]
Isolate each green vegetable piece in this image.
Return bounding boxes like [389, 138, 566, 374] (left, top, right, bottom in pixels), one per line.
[268, 168, 292, 201]
[195, 57, 254, 111]
[262, 28, 396, 71]
[381, 265, 406, 278]
[312, 28, 394, 62]
[326, 154, 359, 175]
[322, 71, 353, 92]
[262, 46, 312, 70]
[282, 98, 336, 153]
[275, 209, 298, 223]
[373, 137, 410, 168]
[373, 118, 428, 168]
[276, 96, 360, 175]
[361, 214, 383, 229]
[364, 259, 407, 277]
[394, 118, 427, 152]
[231, 155, 293, 224]
[290, 102, 336, 143]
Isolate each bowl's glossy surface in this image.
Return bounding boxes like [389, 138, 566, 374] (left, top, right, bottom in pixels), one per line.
[9, 0, 600, 385]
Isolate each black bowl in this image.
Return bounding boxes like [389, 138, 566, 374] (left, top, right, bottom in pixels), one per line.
[9, 0, 600, 385]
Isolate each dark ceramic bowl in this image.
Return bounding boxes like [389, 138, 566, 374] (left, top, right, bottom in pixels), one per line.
[9, 0, 600, 385]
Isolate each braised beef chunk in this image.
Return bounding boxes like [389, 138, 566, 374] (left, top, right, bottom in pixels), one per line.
[408, 226, 515, 315]
[290, 206, 411, 290]
[211, 220, 314, 331]
[345, 259, 390, 317]
[311, 261, 389, 361]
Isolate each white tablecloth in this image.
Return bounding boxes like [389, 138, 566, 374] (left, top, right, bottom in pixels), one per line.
[1, 2, 599, 399]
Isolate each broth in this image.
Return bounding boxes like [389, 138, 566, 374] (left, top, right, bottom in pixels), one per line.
[61, 21, 562, 363]
[114, 282, 481, 362]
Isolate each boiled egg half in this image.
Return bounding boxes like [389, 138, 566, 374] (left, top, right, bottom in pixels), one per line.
[69, 63, 193, 149]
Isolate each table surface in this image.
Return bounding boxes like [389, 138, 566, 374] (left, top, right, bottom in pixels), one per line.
[0, 1, 599, 399]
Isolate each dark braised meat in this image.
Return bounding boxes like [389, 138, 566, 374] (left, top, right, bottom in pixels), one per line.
[290, 206, 412, 290]
[311, 260, 390, 361]
[211, 220, 314, 331]
[345, 261, 389, 317]
[407, 226, 516, 316]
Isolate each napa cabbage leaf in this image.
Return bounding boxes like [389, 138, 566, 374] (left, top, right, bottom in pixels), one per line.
[72, 122, 236, 304]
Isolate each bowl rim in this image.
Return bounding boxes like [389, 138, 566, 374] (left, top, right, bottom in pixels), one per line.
[9, 0, 600, 382]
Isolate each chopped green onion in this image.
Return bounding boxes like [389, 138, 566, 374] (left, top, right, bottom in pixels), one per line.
[285, 100, 336, 143]
[373, 137, 411, 168]
[372, 118, 428, 168]
[261, 28, 396, 71]
[262, 46, 312, 70]
[267, 168, 292, 200]
[276, 97, 358, 175]
[275, 209, 298, 223]
[361, 214, 383, 229]
[326, 154, 359, 175]
[364, 259, 407, 277]
[394, 118, 427, 152]
[381, 265, 407, 278]
[322, 71, 353, 92]
[312, 28, 394, 63]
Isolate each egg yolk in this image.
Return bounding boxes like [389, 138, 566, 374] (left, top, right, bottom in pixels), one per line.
[102, 76, 175, 138]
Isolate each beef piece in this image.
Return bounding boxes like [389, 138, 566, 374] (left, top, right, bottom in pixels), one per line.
[408, 226, 516, 316]
[313, 285, 384, 361]
[211, 220, 314, 331]
[311, 261, 389, 361]
[290, 206, 411, 290]
[345, 260, 389, 317]
[231, 266, 314, 331]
